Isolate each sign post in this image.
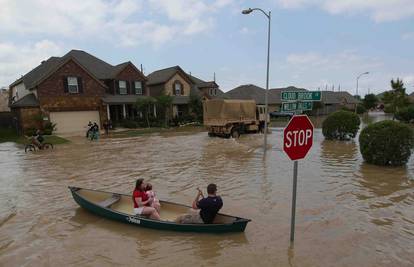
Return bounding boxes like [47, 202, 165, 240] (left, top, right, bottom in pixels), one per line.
[283, 115, 314, 243]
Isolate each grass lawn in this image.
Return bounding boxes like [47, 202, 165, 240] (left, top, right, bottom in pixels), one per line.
[0, 128, 70, 145]
[111, 125, 204, 138]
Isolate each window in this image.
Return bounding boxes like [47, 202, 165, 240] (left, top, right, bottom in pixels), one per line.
[174, 82, 182, 95]
[119, 80, 127, 95]
[134, 81, 142, 95]
[67, 77, 79, 93]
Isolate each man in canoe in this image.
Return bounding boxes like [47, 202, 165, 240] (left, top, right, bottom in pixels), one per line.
[133, 179, 161, 220]
[175, 183, 223, 224]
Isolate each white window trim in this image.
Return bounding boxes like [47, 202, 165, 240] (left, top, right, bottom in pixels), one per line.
[68, 77, 79, 94]
[134, 81, 142, 95]
[119, 80, 127, 95]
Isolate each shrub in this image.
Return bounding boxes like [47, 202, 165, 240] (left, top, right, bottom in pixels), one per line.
[43, 122, 56, 135]
[395, 105, 414, 123]
[322, 110, 360, 140]
[356, 104, 367, 114]
[359, 120, 414, 166]
[25, 127, 37, 136]
[120, 120, 139, 128]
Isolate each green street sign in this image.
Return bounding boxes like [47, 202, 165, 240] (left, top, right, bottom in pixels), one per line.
[281, 91, 321, 101]
[281, 102, 313, 112]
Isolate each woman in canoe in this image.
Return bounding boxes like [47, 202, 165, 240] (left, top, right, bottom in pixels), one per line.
[133, 179, 160, 220]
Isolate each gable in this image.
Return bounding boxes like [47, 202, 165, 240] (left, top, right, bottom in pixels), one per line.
[36, 59, 106, 97]
[114, 63, 146, 81]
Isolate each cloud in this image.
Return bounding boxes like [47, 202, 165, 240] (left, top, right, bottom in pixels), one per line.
[276, 50, 386, 92]
[276, 0, 414, 22]
[0, 40, 64, 86]
[402, 32, 414, 40]
[0, 0, 233, 47]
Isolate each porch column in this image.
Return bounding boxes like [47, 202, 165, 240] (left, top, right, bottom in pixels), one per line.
[106, 104, 110, 120]
[153, 104, 157, 118]
[123, 104, 126, 119]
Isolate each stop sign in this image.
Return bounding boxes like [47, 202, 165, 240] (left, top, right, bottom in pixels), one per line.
[283, 115, 314, 161]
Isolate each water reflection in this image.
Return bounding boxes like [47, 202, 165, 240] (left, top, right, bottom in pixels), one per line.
[69, 207, 249, 265]
[356, 163, 414, 198]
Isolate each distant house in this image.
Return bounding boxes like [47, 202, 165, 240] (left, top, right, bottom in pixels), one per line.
[188, 75, 224, 100]
[224, 84, 307, 112]
[315, 91, 359, 115]
[0, 89, 10, 112]
[224, 84, 358, 114]
[147, 65, 223, 118]
[9, 50, 146, 134]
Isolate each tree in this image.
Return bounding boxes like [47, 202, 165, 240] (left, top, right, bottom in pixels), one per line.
[362, 94, 378, 110]
[383, 78, 410, 114]
[189, 93, 203, 122]
[154, 94, 173, 127]
[135, 97, 156, 128]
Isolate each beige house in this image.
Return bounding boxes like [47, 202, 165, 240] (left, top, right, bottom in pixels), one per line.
[0, 89, 10, 112]
[147, 65, 223, 118]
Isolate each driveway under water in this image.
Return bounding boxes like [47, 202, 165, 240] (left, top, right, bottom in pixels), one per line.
[0, 112, 413, 266]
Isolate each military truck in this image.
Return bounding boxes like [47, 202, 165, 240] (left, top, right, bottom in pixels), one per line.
[203, 99, 268, 138]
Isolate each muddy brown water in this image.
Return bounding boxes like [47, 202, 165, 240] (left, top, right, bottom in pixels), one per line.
[0, 112, 413, 266]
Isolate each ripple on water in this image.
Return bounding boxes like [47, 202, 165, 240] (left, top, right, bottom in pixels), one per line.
[1, 114, 414, 266]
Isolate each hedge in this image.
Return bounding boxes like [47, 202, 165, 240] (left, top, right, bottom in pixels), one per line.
[359, 120, 414, 166]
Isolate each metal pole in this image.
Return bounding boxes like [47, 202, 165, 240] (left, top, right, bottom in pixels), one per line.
[290, 160, 298, 242]
[355, 77, 359, 113]
[264, 11, 271, 152]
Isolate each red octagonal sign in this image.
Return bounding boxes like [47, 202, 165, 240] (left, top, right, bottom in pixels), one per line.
[283, 115, 314, 161]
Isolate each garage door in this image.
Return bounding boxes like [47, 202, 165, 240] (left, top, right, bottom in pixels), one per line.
[50, 111, 100, 135]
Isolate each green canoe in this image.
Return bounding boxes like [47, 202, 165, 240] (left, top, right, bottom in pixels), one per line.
[69, 187, 251, 233]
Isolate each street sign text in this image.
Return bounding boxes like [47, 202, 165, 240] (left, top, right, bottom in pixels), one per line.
[281, 91, 321, 101]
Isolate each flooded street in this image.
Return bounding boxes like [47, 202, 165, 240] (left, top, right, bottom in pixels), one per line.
[1, 113, 413, 266]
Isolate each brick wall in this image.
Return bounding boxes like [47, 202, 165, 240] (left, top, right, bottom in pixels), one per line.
[36, 59, 107, 126]
[165, 73, 192, 96]
[110, 64, 147, 96]
[19, 107, 42, 131]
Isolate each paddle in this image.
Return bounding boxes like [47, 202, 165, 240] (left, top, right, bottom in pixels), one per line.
[196, 187, 204, 198]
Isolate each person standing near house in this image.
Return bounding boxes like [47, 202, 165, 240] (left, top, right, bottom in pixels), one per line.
[86, 121, 93, 138]
[175, 184, 223, 224]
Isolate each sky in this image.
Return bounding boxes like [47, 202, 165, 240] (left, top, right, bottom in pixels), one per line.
[0, 0, 413, 95]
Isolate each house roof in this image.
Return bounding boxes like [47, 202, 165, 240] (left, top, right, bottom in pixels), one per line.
[225, 84, 306, 104]
[10, 50, 144, 89]
[147, 66, 193, 86]
[9, 93, 39, 108]
[322, 91, 359, 104]
[102, 94, 149, 104]
[225, 84, 267, 104]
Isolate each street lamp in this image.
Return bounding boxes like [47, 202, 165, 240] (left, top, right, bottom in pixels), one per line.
[355, 72, 369, 113]
[242, 7, 271, 152]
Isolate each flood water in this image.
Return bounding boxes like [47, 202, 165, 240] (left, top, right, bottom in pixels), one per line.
[1, 112, 413, 266]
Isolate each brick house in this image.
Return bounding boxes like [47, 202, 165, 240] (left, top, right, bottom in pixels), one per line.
[147, 65, 223, 118]
[9, 50, 146, 134]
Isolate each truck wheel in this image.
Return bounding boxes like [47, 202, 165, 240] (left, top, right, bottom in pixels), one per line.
[208, 132, 215, 137]
[231, 129, 240, 138]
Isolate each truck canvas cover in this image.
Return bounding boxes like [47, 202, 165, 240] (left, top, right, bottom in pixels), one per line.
[203, 99, 257, 126]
